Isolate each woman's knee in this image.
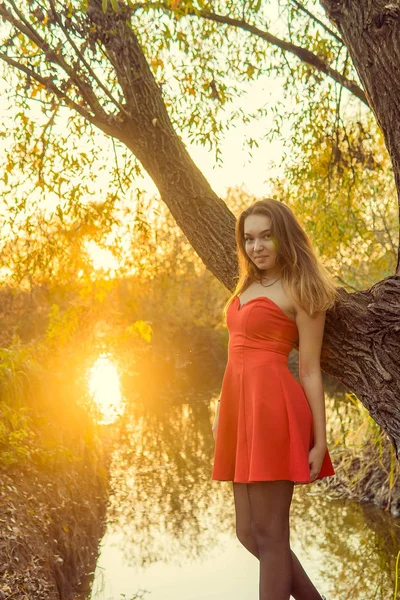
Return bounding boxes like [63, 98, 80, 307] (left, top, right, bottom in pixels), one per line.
[250, 519, 290, 552]
[236, 523, 254, 549]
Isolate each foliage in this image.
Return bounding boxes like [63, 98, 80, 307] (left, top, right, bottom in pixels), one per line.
[0, 0, 388, 296]
[0, 339, 86, 467]
[0, 401, 34, 465]
[271, 112, 398, 289]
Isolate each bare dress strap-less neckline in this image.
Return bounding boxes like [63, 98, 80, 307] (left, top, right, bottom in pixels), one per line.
[236, 295, 297, 325]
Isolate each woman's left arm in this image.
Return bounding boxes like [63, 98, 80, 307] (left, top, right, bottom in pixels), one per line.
[295, 307, 327, 451]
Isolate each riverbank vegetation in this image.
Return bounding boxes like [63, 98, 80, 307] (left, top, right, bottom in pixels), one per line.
[0, 335, 111, 598]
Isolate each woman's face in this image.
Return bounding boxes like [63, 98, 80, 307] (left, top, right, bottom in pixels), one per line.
[243, 213, 279, 271]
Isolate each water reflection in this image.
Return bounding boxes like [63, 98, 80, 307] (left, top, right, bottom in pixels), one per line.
[90, 390, 399, 600]
[104, 394, 232, 568]
[88, 354, 124, 424]
[290, 490, 399, 599]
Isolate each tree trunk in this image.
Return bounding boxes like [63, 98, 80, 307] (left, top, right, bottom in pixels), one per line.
[323, 276, 400, 457]
[90, 1, 400, 458]
[87, 0, 237, 291]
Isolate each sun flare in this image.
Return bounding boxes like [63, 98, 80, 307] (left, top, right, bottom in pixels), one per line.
[88, 354, 124, 424]
[85, 240, 120, 272]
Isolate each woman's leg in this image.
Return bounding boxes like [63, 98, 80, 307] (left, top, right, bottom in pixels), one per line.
[247, 480, 293, 600]
[232, 482, 322, 600]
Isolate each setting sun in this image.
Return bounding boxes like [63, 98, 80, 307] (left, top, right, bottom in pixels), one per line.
[88, 354, 124, 424]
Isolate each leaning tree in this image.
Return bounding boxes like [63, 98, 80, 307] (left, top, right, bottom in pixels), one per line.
[0, 1, 399, 455]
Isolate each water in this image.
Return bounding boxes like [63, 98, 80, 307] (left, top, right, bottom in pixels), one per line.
[90, 391, 399, 600]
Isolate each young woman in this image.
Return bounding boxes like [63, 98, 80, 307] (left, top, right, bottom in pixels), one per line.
[211, 198, 337, 600]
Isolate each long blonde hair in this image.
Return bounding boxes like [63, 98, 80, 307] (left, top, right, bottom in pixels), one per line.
[224, 198, 339, 318]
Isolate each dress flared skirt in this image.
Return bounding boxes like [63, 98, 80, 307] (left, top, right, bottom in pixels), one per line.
[212, 349, 335, 484]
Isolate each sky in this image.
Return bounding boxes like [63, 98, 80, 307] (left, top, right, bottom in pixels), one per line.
[181, 77, 289, 198]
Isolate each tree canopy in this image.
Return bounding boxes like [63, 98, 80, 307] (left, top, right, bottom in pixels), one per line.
[0, 0, 396, 286]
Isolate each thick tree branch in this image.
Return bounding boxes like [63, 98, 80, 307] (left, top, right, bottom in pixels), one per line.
[130, 2, 368, 107]
[86, 0, 238, 287]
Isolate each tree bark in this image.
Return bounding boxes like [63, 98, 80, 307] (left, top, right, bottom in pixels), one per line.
[323, 275, 400, 456]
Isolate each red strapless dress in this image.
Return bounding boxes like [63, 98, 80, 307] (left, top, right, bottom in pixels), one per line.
[211, 296, 335, 484]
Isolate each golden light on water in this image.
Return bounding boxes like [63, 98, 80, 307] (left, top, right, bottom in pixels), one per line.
[88, 354, 124, 424]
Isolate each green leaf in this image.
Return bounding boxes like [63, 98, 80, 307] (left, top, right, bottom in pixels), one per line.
[102, 0, 107, 13]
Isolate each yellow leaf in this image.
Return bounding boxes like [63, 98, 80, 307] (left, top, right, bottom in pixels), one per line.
[246, 64, 255, 78]
[150, 58, 164, 70]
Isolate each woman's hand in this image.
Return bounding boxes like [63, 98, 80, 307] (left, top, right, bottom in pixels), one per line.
[308, 444, 326, 481]
[212, 401, 220, 441]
